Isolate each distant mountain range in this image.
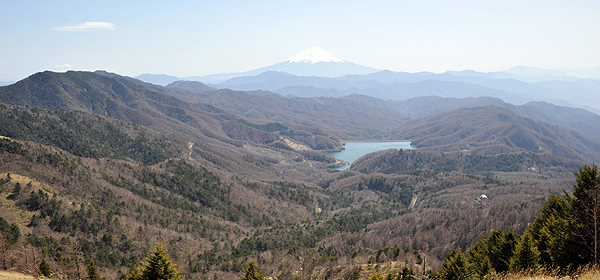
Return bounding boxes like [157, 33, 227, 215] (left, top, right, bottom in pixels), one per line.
[505, 65, 600, 80]
[166, 80, 216, 93]
[136, 46, 379, 85]
[202, 69, 600, 114]
[136, 64, 600, 87]
[135, 73, 181, 86]
[133, 47, 600, 114]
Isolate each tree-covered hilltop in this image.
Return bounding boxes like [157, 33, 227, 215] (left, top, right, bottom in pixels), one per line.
[0, 71, 348, 158]
[389, 106, 600, 164]
[0, 103, 187, 165]
[353, 148, 582, 175]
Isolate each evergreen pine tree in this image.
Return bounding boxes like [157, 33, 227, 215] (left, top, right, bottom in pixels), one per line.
[570, 163, 600, 265]
[238, 261, 266, 280]
[398, 267, 415, 280]
[0, 217, 20, 249]
[466, 239, 495, 278]
[527, 194, 571, 268]
[39, 259, 53, 278]
[509, 230, 541, 271]
[439, 249, 470, 280]
[368, 271, 384, 280]
[486, 229, 518, 273]
[87, 259, 104, 280]
[125, 242, 182, 280]
[478, 256, 494, 277]
[125, 266, 142, 280]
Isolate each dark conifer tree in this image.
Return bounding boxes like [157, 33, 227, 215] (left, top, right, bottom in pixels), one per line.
[485, 229, 518, 273]
[527, 194, 571, 268]
[238, 261, 266, 280]
[39, 259, 53, 278]
[125, 242, 182, 280]
[87, 259, 104, 280]
[509, 230, 541, 271]
[570, 164, 600, 265]
[439, 249, 470, 280]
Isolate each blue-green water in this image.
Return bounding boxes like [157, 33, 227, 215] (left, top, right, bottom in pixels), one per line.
[326, 141, 414, 171]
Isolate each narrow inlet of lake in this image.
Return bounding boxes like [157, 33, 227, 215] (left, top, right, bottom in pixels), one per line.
[326, 141, 414, 171]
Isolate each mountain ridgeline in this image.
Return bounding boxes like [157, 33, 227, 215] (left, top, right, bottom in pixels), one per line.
[389, 106, 600, 164]
[1, 70, 600, 279]
[0, 71, 345, 159]
[198, 66, 600, 115]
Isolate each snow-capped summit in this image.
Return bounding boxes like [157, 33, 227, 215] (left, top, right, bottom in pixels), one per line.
[285, 46, 345, 64]
[188, 46, 379, 83]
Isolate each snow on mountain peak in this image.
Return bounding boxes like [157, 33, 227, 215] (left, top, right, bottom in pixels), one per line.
[285, 46, 345, 64]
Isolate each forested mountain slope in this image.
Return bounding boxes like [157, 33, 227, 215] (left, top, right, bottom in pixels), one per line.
[0, 71, 348, 171]
[389, 106, 600, 163]
[169, 79, 600, 142]
[0, 103, 187, 165]
[0, 70, 592, 280]
[1, 132, 570, 279]
[0, 71, 229, 143]
[390, 96, 600, 139]
[168, 88, 408, 138]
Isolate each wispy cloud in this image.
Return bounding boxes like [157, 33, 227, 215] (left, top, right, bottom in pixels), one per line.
[54, 64, 72, 68]
[54, 22, 115, 32]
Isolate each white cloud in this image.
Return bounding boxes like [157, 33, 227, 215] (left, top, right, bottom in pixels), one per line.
[54, 22, 115, 32]
[54, 64, 72, 68]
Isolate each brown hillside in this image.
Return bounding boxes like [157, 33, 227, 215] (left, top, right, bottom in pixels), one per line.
[390, 106, 600, 163]
[0, 71, 593, 280]
[185, 89, 408, 138]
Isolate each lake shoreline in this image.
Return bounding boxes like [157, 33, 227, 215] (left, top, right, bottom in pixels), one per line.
[339, 139, 412, 143]
[327, 141, 414, 171]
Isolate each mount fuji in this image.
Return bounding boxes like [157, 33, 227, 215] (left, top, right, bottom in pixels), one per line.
[189, 46, 379, 83]
[285, 46, 345, 64]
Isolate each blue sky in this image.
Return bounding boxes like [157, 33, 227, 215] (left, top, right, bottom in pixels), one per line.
[1, 0, 599, 81]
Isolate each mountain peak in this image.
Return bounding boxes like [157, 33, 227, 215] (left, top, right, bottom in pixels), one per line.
[285, 46, 345, 64]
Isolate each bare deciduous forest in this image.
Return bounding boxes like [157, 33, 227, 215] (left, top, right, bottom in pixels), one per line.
[0, 71, 597, 279]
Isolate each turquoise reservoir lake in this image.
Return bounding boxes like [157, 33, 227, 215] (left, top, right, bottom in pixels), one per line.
[326, 141, 414, 171]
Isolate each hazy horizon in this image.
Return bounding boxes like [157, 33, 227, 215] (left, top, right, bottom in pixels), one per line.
[2, 1, 599, 81]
